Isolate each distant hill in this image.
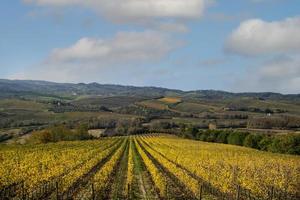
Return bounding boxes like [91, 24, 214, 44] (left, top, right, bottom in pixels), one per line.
[0, 79, 183, 99]
[0, 79, 299, 101]
[1, 79, 300, 143]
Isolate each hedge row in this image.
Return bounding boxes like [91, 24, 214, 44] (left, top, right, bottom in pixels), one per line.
[180, 129, 300, 155]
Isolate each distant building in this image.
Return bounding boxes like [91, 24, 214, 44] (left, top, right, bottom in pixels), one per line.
[209, 123, 217, 130]
[223, 107, 236, 111]
[223, 107, 230, 111]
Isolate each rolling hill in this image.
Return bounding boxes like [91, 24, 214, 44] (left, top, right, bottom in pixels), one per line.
[1, 79, 299, 100]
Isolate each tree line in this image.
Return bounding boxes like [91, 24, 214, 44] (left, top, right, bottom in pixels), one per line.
[29, 124, 92, 143]
[178, 128, 300, 155]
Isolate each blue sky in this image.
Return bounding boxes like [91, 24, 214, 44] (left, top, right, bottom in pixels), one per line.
[1, 0, 300, 93]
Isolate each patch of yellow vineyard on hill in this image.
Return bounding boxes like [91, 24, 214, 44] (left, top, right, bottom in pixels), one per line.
[159, 97, 182, 104]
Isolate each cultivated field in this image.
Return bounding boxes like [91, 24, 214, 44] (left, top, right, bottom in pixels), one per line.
[0, 135, 299, 200]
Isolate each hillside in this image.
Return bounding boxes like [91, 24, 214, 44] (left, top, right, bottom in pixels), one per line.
[1, 79, 299, 101]
[0, 79, 300, 144]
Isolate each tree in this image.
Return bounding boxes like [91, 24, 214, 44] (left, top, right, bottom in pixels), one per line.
[185, 126, 198, 138]
[268, 134, 300, 154]
[258, 137, 273, 151]
[74, 124, 91, 140]
[216, 131, 229, 143]
[227, 131, 249, 146]
[243, 134, 264, 149]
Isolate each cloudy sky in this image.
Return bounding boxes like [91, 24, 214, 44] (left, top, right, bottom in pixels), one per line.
[1, 0, 300, 93]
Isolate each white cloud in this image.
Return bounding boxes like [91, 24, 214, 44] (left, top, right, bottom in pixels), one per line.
[225, 17, 300, 56]
[23, 0, 210, 24]
[49, 31, 176, 64]
[10, 31, 179, 82]
[234, 56, 300, 93]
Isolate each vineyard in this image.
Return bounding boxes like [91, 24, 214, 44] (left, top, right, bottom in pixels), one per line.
[0, 134, 299, 200]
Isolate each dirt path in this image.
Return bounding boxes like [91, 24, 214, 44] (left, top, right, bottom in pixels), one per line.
[109, 140, 129, 199]
[137, 173, 147, 199]
[132, 139, 159, 200]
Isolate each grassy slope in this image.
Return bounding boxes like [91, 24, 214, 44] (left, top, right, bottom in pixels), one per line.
[0, 99, 48, 111]
[0, 98, 142, 124]
[72, 96, 148, 109]
[174, 102, 218, 113]
[137, 97, 300, 116]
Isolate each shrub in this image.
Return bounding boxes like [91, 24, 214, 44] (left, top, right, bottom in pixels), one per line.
[177, 128, 299, 155]
[216, 131, 230, 143]
[259, 137, 273, 151]
[185, 126, 199, 138]
[268, 134, 300, 154]
[205, 130, 219, 142]
[28, 124, 92, 143]
[243, 134, 264, 149]
[73, 124, 91, 140]
[198, 131, 209, 141]
[227, 131, 249, 146]
[284, 134, 300, 154]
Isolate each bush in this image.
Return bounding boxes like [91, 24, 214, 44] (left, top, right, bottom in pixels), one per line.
[29, 124, 92, 143]
[73, 124, 91, 140]
[267, 134, 300, 154]
[185, 126, 199, 138]
[227, 131, 249, 146]
[216, 131, 230, 143]
[283, 134, 300, 154]
[198, 131, 209, 141]
[205, 130, 219, 142]
[177, 128, 300, 155]
[258, 137, 273, 151]
[243, 134, 264, 149]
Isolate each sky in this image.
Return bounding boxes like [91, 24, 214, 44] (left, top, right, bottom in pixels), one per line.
[0, 0, 300, 94]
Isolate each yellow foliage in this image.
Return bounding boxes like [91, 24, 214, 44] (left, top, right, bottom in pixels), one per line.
[159, 97, 182, 104]
[140, 135, 300, 198]
[0, 138, 120, 193]
[134, 138, 167, 198]
[125, 137, 134, 195]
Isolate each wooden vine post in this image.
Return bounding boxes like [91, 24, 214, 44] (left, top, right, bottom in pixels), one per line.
[165, 177, 169, 200]
[199, 182, 203, 200]
[129, 183, 133, 200]
[22, 181, 26, 200]
[56, 181, 59, 200]
[269, 186, 274, 200]
[236, 185, 240, 200]
[92, 183, 95, 200]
